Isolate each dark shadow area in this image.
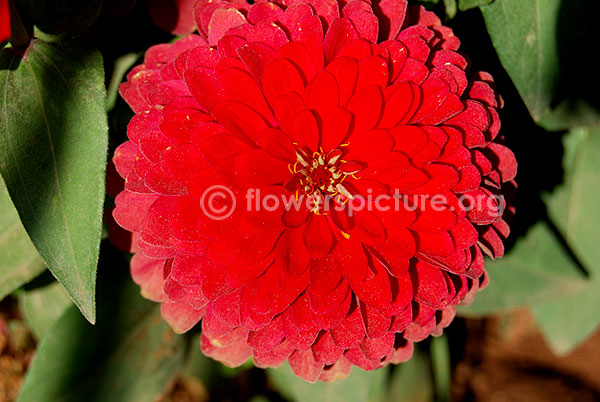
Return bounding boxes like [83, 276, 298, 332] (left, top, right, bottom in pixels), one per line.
[553, 0, 600, 117]
[449, 9, 566, 251]
[91, 0, 171, 151]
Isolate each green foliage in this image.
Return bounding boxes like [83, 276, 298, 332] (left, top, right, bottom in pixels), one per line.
[18, 260, 187, 402]
[269, 363, 387, 402]
[481, 0, 561, 120]
[0, 176, 46, 300]
[19, 280, 72, 340]
[388, 348, 434, 402]
[532, 128, 600, 353]
[457, 0, 493, 11]
[430, 336, 451, 402]
[458, 221, 588, 315]
[443, 0, 457, 18]
[0, 40, 108, 323]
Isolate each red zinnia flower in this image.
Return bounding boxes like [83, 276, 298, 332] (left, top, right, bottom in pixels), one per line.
[0, 0, 10, 44]
[111, 0, 517, 382]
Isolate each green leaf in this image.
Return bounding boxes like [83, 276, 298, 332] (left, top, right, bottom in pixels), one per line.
[443, 0, 457, 19]
[268, 363, 386, 402]
[430, 336, 451, 402]
[0, 40, 108, 323]
[18, 259, 186, 402]
[387, 346, 433, 402]
[481, 0, 561, 120]
[458, 221, 587, 316]
[532, 128, 600, 353]
[538, 98, 600, 131]
[457, 0, 492, 11]
[0, 176, 46, 300]
[19, 280, 72, 340]
[107, 52, 139, 112]
[536, 1, 599, 131]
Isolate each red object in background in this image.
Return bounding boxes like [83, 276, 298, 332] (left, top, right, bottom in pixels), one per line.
[148, 0, 197, 36]
[110, 0, 517, 382]
[106, 0, 197, 36]
[0, 0, 10, 43]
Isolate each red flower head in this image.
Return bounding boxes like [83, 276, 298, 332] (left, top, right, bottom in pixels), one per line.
[0, 0, 10, 44]
[112, 0, 517, 382]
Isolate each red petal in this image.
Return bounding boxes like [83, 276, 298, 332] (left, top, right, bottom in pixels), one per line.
[279, 41, 317, 83]
[305, 71, 339, 118]
[161, 301, 204, 333]
[113, 191, 159, 232]
[303, 214, 334, 258]
[207, 8, 247, 46]
[234, 149, 290, 187]
[213, 100, 269, 144]
[323, 18, 359, 62]
[345, 128, 394, 161]
[290, 109, 320, 151]
[360, 332, 395, 361]
[380, 82, 420, 128]
[486, 143, 518, 182]
[347, 86, 383, 134]
[201, 332, 252, 367]
[378, 0, 407, 40]
[247, 315, 285, 353]
[360, 303, 391, 338]
[414, 230, 454, 257]
[217, 68, 274, 124]
[374, 229, 416, 277]
[292, 15, 324, 73]
[325, 56, 358, 106]
[330, 303, 365, 349]
[288, 349, 324, 383]
[412, 260, 453, 309]
[130, 253, 164, 302]
[185, 67, 218, 111]
[351, 256, 392, 309]
[343, 3, 378, 43]
[357, 55, 388, 90]
[321, 107, 352, 151]
[312, 331, 344, 364]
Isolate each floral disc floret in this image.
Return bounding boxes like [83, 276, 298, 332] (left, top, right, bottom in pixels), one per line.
[287, 147, 359, 212]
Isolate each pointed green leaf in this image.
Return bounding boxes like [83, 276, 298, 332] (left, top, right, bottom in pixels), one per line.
[18, 262, 186, 402]
[458, 221, 587, 316]
[533, 128, 600, 353]
[481, 0, 561, 120]
[0, 40, 108, 323]
[0, 176, 46, 301]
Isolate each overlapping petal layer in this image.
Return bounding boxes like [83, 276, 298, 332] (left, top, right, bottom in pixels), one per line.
[112, 0, 517, 382]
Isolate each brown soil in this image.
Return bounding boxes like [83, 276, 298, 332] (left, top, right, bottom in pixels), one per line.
[0, 300, 35, 402]
[452, 310, 600, 402]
